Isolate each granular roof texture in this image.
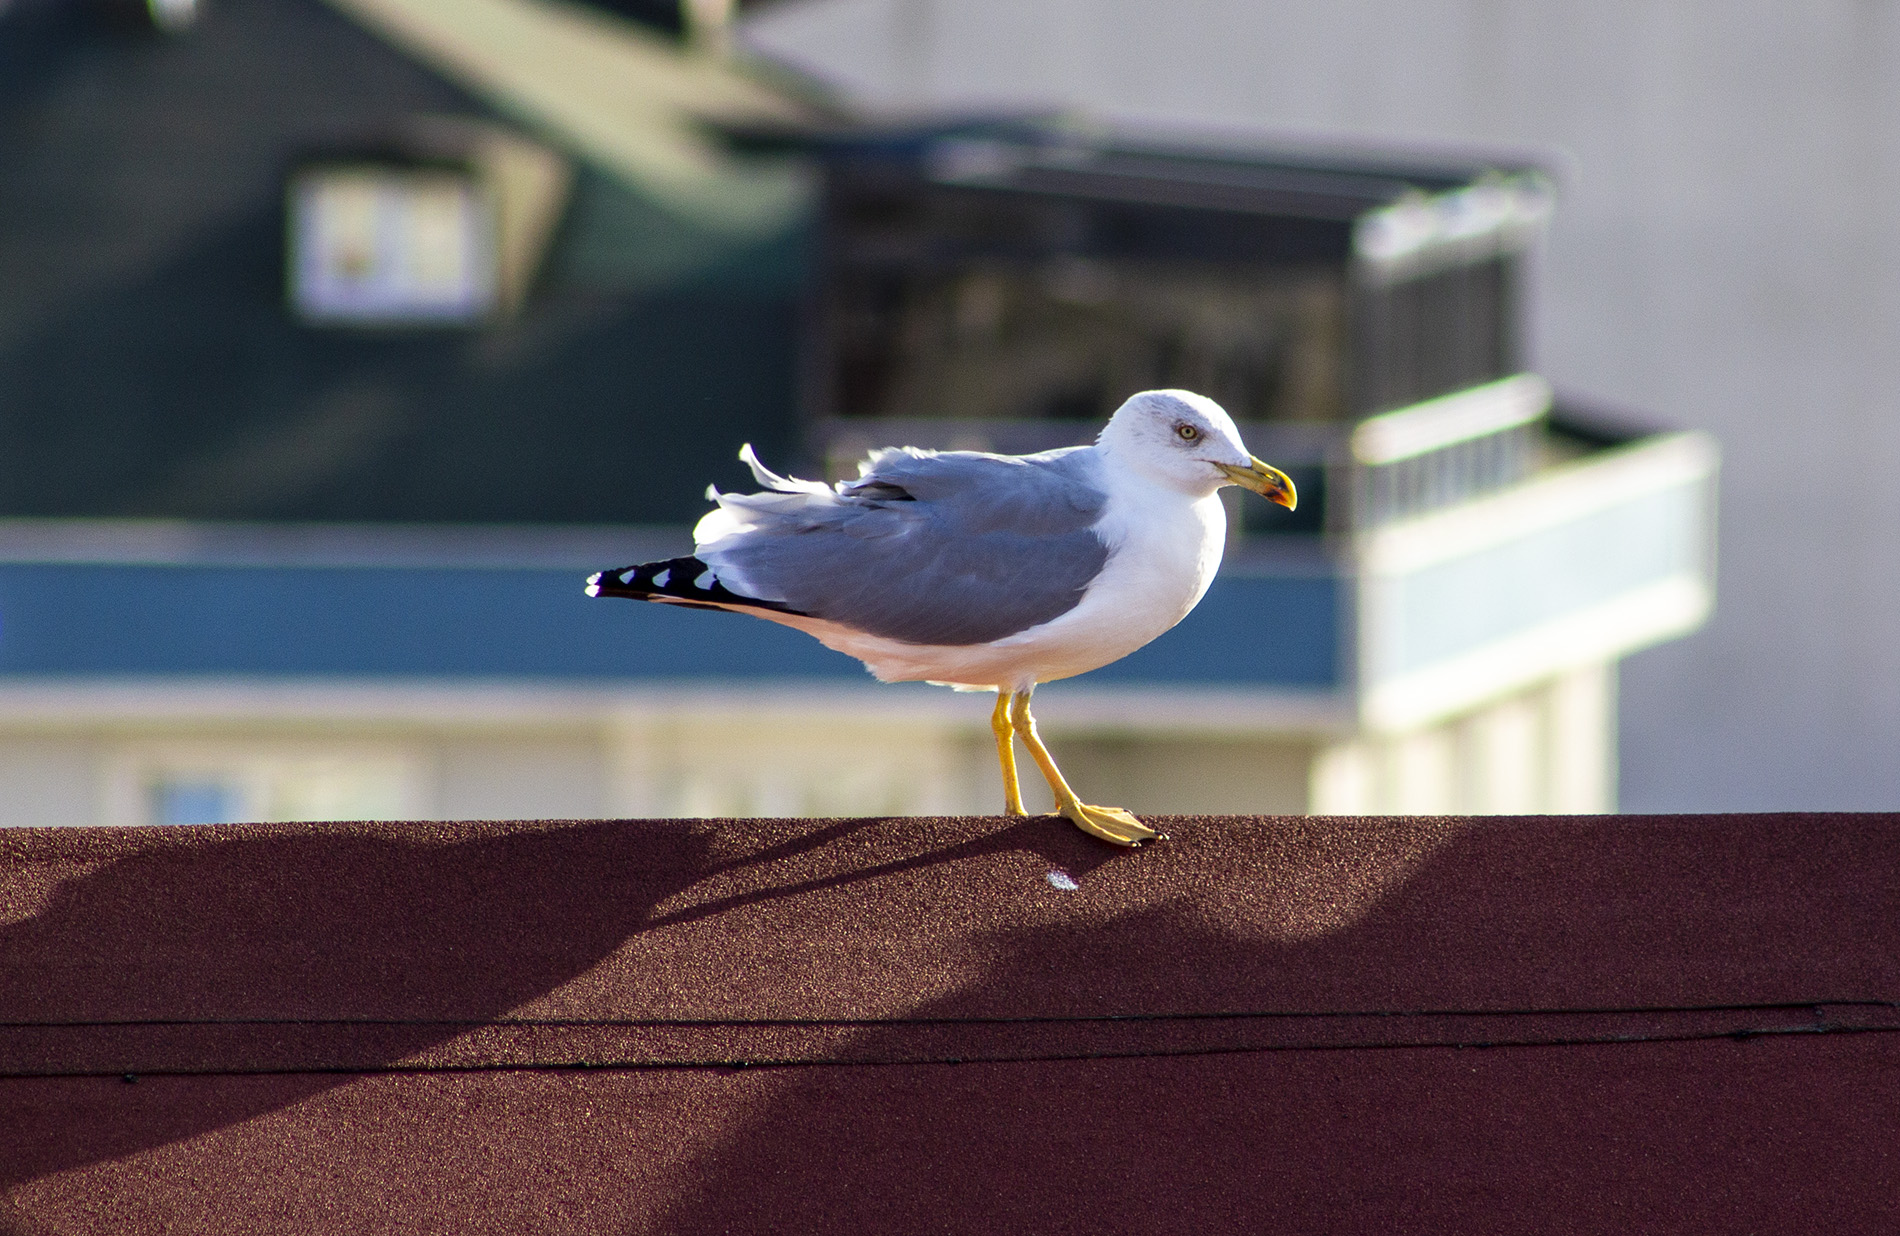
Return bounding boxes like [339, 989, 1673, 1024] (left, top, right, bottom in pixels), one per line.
[2, 812, 1897, 1233]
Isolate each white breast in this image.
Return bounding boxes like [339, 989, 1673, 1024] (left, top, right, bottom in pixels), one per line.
[777, 463, 1229, 691]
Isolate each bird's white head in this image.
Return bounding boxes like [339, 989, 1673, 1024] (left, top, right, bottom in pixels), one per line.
[1096, 390, 1297, 509]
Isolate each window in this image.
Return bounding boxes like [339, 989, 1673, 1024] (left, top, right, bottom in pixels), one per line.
[150, 778, 240, 827]
[287, 164, 498, 326]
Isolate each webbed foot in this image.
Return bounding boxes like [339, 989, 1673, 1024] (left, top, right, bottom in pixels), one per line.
[1058, 801, 1158, 847]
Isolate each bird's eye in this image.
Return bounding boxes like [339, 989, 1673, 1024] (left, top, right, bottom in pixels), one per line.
[1175, 423, 1200, 442]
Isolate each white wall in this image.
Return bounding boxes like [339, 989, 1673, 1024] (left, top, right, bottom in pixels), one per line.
[1312, 665, 1615, 815]
[0, 673, 1605, 825]
[742, 0, 1900, 810]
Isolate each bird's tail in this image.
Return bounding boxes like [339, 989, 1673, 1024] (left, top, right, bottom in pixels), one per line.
[585, 555, 796, 615]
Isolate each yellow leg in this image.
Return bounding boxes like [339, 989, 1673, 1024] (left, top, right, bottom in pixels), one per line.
[991, 690, 1027, 816]
[1008, 689, 1158, 846]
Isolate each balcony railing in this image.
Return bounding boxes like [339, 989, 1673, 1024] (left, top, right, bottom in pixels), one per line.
[1350, 426, 1717, 730]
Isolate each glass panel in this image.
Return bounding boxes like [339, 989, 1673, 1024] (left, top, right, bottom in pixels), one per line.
[150, 778, 242, 827]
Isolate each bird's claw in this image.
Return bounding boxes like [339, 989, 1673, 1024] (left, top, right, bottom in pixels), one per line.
[1060, 802, 1158, 847]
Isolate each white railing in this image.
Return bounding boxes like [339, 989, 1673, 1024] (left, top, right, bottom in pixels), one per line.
[1353, 430, 1719, 731]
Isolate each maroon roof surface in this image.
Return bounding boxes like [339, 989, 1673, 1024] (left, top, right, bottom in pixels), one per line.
[3, 812, 1897, 1233]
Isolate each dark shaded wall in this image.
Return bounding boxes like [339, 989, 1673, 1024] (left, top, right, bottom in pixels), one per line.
[0, 0, 806, 525]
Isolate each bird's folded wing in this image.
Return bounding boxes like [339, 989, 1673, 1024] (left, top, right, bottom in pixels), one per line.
[697, 448, 1112, 647]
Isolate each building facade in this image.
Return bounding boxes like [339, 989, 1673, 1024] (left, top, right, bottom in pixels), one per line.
[0, 0, 1714, 827]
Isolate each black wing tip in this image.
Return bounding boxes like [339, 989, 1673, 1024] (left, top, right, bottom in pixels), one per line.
[585, 558, 689, 601]
[586, 554, 806, 618]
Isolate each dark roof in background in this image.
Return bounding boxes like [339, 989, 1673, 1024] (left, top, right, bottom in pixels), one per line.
[2, 811, 1897, 1230]
[0, 0, 808, 525]
[801, 114, 1502, 211]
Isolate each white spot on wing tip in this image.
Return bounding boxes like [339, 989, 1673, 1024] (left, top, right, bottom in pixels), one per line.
[653, 568, 671, 588]
[1046, 869, 1079, 892]
[694, 568, 716, 589]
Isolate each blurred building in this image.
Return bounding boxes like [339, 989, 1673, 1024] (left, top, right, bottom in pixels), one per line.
[0, 0, 1713, 826]
[736, 0, 1900, 812]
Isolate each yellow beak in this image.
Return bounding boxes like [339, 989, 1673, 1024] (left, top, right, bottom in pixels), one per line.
[1216, 458, 1298, 510]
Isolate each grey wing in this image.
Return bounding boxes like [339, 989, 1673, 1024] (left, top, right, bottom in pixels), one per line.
[698, 447, 1112, 647]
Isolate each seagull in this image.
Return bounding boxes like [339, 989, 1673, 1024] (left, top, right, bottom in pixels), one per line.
[586, 390, 1296, 846]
